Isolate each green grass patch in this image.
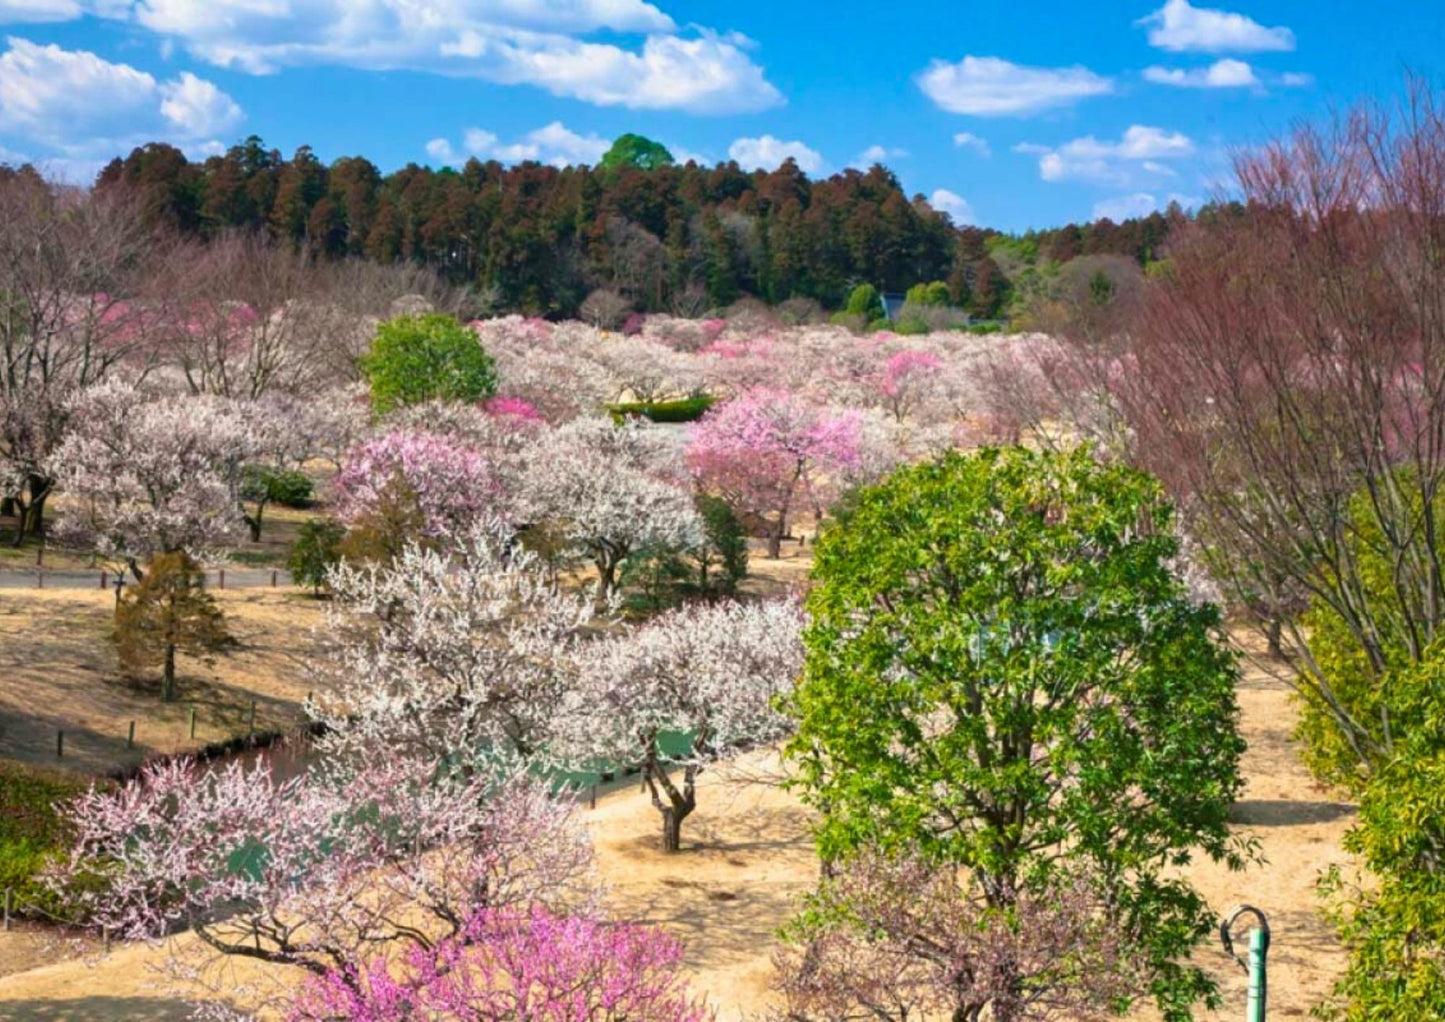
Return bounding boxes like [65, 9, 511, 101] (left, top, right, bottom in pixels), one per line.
[0, 760, 106, 920]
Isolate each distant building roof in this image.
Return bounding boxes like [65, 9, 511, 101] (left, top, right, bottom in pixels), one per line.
[880, 292, 907, 322]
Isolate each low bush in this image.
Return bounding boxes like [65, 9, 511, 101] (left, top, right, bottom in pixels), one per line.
[0, 761, 104, 922]
[288, 518, 347, 595]
[608, 395, 716, 424]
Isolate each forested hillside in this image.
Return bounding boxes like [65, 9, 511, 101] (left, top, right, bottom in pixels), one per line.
[43, 136, 1202, 320]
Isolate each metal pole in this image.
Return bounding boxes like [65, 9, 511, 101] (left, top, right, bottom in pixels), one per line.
[1247, 926, 1269, 1022]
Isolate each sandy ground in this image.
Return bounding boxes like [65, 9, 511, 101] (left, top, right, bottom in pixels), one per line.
[0, 539, 1355, 1020]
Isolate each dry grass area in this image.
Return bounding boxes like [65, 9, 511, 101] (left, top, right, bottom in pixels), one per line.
[0, 587, 321, 776]
[0, 540, 1357, 1020]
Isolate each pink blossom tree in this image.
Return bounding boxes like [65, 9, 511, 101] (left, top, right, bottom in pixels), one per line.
[687, 388, 862, 557]
[335, 428, 502, 544]
[49, 754, 596, 1016]
[289, 906, 707, 1022]
[874, 348, 944, 422]
[557, 598, 803, 852]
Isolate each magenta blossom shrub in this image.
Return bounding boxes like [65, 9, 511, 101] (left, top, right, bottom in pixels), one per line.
[687, 388, 862, 557]
[484, 395, 545, 424]
[289, 906, 707, 1022]
[336, 428, 501, 538]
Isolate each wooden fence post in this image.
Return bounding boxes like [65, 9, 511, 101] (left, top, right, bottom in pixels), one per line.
[590, 784, 597, 810]
[188, 706, 196, 740]
[126, 720, 135, 749]
[248, 700, 257, 737]
[55, 729, 62, 758]
[99, 570, 107, 589]
[218, 568, 225, 590]
[270, 570, 278, 587]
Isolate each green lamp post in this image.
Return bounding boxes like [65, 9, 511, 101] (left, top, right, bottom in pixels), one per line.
[1220, 904, 1270, 1022]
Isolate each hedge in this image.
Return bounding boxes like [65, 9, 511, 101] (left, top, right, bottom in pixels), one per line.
[608, 395, 716, 424]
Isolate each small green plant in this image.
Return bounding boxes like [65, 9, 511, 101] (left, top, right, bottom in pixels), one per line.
[287, 518, 347, 595]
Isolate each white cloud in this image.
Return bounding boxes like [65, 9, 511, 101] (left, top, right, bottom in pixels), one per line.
[40, 1, 781, 115]
[0, 36, 241, 155]
[1281, 71, 1314, 87]
[952, 132, 991, 157]
[917, 55, 1113, 116]
[728, 134, 824, 173]
[929, 188, 975, 225]
[1144, 57, 1259, 89]
[159, 70, 243, 135]
[1027, 125, 1195, 186]
[854, 144, 907, 167]
[0, 0, 81, 21]
[1137, 0, 1294, 53]
[427, 121, 609, 168]
[1093, 191, 1199, 221]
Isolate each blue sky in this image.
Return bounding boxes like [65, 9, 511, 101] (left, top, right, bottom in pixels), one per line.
[0, 0, 1440, 231]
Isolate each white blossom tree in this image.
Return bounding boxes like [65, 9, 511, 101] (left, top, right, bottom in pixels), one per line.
[521, 419, 702, 612]
[557, 598, 803, 851]
[314, 519, 593, 765]
[54, 380, 254, 575]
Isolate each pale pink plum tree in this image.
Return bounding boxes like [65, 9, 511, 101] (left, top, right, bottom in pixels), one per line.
[53, 380, 254, 575]
[384, 398, 545, 501]
[299, 383, 374, 472]
[874, 348, 945, 422]
[521, 419, 702, 612]
[335, 428, 501, 542]
[687, 388, 862, 558]
[557, 598, 803, 852]
[590, 334, 700, 404]
[315, 520, 592, 765]
[475, 318, 613, 422]
[49, 754, 595, 1016]
[288, 906, 707, 1022]
[774, 851, 1145, 1022]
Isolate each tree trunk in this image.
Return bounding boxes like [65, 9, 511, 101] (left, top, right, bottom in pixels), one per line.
[23, 478, 49, 538]
[245, 503, 264, 542]
[161, 643, 177, 702]
[644, 751, 697, 853]
[767, 520, 784, 560]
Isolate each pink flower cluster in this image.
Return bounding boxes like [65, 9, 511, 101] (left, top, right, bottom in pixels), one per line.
[336, 428, 500, 537]
[289, 906, 707, 1022]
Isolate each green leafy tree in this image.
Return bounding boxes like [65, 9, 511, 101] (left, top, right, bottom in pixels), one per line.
[360, 314, 497, 414]
[598, 134, 676, 172]
[785, 446, 1249, 1020]
[904, 280, 950, 307]
[114, 552, 232, 702]
[287, 518, 347, 596]
[845, 283, 880, 318]
[1320, 642, 1445, 1020]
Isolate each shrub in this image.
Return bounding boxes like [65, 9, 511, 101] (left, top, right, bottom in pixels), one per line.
[361, 314, 498, 414]
[288, 518, 347, 595]
[693, 493, 748, 595]
[608, 395, 716, 424]
[845, 283, 880, 318]
[244, 466, 314, 509]
[0, 761, 105, 923]
[891, 315, 930, 336]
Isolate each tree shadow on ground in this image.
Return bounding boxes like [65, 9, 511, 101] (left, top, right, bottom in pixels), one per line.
[1228, 798, 1356, 827]
[0, 997, 194, 1021]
